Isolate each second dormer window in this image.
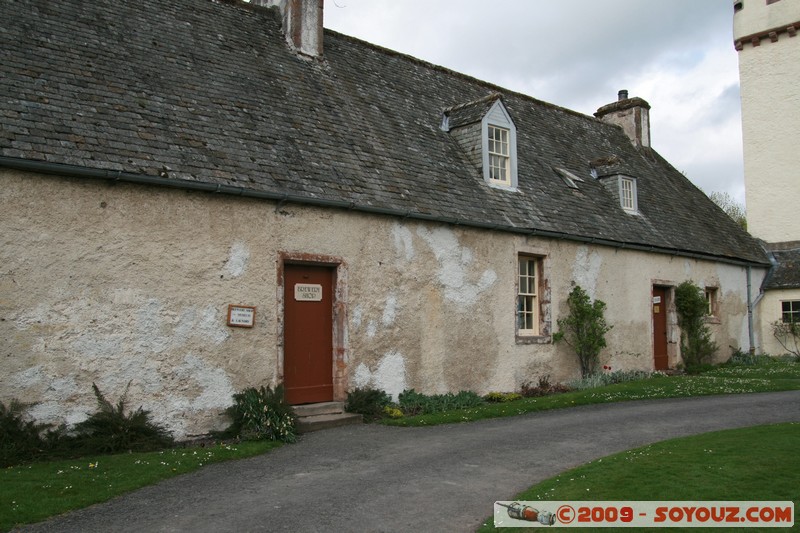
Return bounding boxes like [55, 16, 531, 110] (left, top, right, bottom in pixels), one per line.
[488, 125, 510, 184]
[620, 177, 637, 212]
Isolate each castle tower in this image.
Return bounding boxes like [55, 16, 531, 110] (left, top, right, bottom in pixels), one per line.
[734, 0, 800, 354]
[734, 0, 800, 243]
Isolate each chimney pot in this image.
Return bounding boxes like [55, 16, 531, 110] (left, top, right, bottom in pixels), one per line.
[618, 89, 629, 101]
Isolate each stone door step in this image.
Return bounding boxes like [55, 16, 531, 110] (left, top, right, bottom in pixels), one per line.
[292, 401, 363, 433]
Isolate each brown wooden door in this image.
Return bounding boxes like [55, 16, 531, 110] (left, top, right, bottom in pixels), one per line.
[653, 287, 668, 371]
[284, 264, 334, 405]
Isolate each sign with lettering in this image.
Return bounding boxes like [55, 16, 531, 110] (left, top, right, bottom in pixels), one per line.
[652, 296, 662, 304]
[295, 283, 323, 302]
[227, 304, 256, 328]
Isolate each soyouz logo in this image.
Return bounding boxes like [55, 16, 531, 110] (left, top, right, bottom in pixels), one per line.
[493, 501, 794, 528]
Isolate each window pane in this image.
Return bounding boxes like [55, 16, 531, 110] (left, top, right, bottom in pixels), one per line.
[783, 300, 800, 323]
[517, 257, 539, 334]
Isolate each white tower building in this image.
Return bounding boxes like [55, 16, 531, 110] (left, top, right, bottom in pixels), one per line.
[734, 0, 800, 353]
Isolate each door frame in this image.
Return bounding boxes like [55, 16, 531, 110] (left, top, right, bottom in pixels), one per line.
[651, 282, 678, 371]
[277, 252, 348, 403]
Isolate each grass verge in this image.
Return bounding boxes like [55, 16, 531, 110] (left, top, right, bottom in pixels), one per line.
[0, 440, 280, 532]
[382, 361, 800, 427]
[478, 423, 800, 532]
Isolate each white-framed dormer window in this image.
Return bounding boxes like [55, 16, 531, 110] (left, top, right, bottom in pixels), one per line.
[481, 100, 518, 190]
[488, 125, 510, 184]
[619, 177, 638, 212]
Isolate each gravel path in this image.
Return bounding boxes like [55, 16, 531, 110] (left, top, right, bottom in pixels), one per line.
[21, 391, 800, 532]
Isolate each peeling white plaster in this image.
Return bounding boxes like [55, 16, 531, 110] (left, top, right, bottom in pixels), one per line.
[573, 246, 602, 299]
[351, 305, 364, 329]
[198, 305, 230, 344]
[417, 227, 497, 306]
[8, 297, 232, 438]
[392, 223, 415, 262]
[381, 294, 398, 327]
[354, 363, 372, 388]
[174, 354, 235, 411]
[352, 351, 407, 401]
[684, 259, 694, 278]
[223, 241, 250, 278]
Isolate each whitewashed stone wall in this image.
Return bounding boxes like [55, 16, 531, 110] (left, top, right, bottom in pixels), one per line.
[0, 170, 765, 437]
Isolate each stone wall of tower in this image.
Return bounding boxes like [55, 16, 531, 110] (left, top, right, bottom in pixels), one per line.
[734, 0, 800, 243]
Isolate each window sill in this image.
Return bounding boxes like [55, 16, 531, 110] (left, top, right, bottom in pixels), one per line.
[704, 316, 721, 325]
[487, 180, 518, 192]
[516, 334, 552, 345]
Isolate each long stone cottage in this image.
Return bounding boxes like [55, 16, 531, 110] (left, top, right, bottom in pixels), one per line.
[1, 0, 770, 438]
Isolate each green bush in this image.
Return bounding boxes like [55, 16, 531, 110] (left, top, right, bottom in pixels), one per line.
[554, 285, 613, 377]
[484, 392, 523, 403]
[345, 387, 392, 421]
[0, 400, 49, 467]
[397, 389, 484, 416]
[220, 384, 297, 443]
[675, 281, 718, 371]
[567, 370, 657, 390]
[71, 383, 174, 454]
[727, 347, 764, 366]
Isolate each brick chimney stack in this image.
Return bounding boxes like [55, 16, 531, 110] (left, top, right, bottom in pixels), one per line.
[252, 0, 323, 57]
[595, 90, 651, 148]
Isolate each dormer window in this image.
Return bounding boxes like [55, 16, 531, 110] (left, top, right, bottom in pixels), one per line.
[482, 101, 518, 189]
[597, 173, 639, 214]
[488, 125, 510, 184]
[620, 177, 637, 211]
[443, 93, 518, 190]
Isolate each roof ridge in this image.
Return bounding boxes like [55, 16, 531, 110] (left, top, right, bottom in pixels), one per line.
[323, 28, 606, 125]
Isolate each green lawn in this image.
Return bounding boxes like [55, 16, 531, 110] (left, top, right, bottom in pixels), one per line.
[0, 440, 281, 532]
[479, 423, 799, 532]
[382, 360, 800, 427]
[3, 360, 797, 531]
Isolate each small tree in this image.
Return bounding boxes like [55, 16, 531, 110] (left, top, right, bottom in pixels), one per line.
[675, 281, 718, 371]
[554, 285, 613, 377]
[772, 320, 800, 358]
[708, 191, 747, 230]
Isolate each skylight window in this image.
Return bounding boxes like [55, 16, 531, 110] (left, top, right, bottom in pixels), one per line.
[555, 167, 585, 189]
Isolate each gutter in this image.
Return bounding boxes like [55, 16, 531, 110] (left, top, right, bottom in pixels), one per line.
[1, 156, 770, 269]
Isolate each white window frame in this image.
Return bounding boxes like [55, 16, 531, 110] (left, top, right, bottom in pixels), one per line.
[517, 256, 539, 336]
[481, 100, 518, 190]
[488, 125, 510, 184]
[619, 176, 638, 212]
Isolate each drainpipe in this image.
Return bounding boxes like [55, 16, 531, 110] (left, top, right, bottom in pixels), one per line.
[747, 266, 755, 355]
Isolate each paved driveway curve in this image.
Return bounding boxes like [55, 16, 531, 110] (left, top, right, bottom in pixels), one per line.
[22, 391, 800, 532]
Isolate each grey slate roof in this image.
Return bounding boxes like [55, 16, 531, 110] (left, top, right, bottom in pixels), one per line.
[764, 244, 800, 290]
[0, 0, 768, 265]
[444, 93, 502, 129]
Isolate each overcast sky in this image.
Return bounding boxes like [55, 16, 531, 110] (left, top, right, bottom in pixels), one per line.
[324, 0, 745, 204]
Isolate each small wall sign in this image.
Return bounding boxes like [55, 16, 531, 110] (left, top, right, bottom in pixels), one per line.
[653, 296, 662, 304]
[227, 304, 256, 328]
[294, 283, 323, 301]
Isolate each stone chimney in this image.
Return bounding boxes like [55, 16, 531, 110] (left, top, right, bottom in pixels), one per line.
[594, 90, 651, 148]
[253, 0, 323, 57]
